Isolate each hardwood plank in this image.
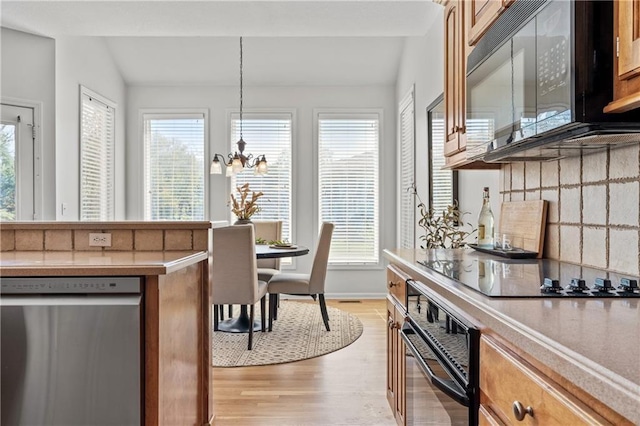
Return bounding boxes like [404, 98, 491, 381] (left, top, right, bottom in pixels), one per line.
[211, 299, 396, 426]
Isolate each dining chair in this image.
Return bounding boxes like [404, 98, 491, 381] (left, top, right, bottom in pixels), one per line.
[268, 222, 334, 332]
[253, 220, 283, 283]
[212, 224, 267, 350]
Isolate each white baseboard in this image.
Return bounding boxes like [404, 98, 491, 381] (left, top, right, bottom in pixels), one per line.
[278, 293, 387, 300]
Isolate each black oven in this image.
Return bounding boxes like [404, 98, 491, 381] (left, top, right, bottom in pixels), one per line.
[401, 279, 479, 425]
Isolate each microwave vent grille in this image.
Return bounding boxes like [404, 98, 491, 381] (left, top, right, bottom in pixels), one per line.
[468, 0, 547, 73]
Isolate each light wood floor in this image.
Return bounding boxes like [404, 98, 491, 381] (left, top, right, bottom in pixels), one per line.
[211, 299, 396, 426]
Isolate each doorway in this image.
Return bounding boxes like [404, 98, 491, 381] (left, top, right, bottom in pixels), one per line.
[1, 102, 38, 220]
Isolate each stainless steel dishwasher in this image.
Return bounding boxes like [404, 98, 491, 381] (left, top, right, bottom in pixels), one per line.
[1, 276, 142, 426]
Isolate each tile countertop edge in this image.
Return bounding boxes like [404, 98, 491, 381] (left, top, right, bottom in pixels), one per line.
[0, 251, 208, 277]
[383, 249, 640, 425]
[0, 221, 213, 230]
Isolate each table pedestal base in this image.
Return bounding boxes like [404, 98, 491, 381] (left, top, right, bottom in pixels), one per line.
[217, 305, 262, 333]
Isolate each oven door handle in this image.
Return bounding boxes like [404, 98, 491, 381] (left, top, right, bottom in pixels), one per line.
[400, 326, 470, 407]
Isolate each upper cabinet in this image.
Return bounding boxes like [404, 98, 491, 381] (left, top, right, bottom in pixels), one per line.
[443, 0, 500, 169]
[604, 0, 640, 113]
[467, 0, 505, 46]
[444, 0, 465, 158]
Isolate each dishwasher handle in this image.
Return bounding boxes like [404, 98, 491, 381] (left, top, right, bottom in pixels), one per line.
[0, 295, 142, 307]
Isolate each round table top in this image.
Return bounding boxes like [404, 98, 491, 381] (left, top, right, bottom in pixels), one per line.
[255, 244, 309, 259]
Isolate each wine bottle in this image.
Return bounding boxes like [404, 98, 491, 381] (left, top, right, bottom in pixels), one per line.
[477, 187, 494, 248]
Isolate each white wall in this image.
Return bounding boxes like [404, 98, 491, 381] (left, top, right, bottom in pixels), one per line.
[395, 10, 500, 246]
[55, 36, 127, 220]
[1, 28, 56, 219]
[126, 84, 397, 297]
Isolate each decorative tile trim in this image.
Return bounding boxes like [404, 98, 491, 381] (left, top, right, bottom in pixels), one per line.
[4, 224, 211, 253]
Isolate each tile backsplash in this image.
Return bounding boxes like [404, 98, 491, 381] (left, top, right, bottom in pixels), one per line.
[501, 144, 640, 276]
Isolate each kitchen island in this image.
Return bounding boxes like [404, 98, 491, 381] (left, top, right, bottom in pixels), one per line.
[1, 247, 212, 425]
[384, 248, 639, 425]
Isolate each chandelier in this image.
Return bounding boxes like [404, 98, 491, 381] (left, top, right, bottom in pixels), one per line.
[210, 37, 268, 177]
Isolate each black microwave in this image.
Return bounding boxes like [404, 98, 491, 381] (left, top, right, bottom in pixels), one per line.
[465, 0, 640, 162]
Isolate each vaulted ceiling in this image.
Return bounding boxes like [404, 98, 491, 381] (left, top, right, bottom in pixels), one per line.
[1, 0, 442, 86]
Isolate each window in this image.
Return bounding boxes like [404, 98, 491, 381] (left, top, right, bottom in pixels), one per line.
[428, 96, 457, 215]
[399, 89, 415, 249]
[230, 113, 292, 243]
[80, 87, 115, 221]
[143, 112, 206, 220]
[317, 112, 380, 265]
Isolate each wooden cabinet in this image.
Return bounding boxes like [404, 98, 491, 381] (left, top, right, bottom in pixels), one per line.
[386, 266, 407, 425]
[443, 0, 501, 170]
[444, 0, 465, 158]
[480, 335, 628, 425]
[479, 405, 506, 426]
[387, 264, 408, 305]
[604, 0, 640, 113]
[467, 0, 505, 46]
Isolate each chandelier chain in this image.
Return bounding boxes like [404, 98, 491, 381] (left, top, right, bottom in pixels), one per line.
[239, 36, 243, 141]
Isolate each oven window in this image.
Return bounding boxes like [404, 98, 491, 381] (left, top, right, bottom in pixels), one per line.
[405, 332, 469, 425]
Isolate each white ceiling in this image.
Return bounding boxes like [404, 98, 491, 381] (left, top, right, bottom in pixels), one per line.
[1, 1, 443, 86]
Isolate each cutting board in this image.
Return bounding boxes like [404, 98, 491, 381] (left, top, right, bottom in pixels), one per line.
[499, 200, 548, 258]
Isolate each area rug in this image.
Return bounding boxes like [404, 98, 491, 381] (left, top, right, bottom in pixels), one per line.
[212, 301, 364, 367]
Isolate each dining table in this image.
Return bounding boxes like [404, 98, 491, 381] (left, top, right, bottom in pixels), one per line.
[216, 244, 309, 333]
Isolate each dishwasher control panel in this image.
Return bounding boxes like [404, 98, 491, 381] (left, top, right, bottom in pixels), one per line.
[0, 277, 141, 294]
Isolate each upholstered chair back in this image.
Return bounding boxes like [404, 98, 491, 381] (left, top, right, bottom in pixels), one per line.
[308, 222, 334, 294]
[211, 225, 259, 304]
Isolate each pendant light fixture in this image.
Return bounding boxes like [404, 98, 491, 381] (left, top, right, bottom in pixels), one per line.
[210, 37, 268, 176]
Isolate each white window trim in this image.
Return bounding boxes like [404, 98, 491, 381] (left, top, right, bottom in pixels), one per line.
[79, 85, 116, 221]
[138, 108, 210, 220]
[397, 86, 415, 249]
[2, 96, 43, 220]
[313, 108, 385, 270]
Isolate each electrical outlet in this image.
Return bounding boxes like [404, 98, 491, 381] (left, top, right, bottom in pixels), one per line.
[89, 233, 112, 247]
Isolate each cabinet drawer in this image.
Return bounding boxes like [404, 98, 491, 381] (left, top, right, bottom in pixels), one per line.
[386, 265, 408, 305]
[480, 336, 610, 425]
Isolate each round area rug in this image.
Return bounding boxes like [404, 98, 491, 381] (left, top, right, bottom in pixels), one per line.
[212, 301, 364, 367]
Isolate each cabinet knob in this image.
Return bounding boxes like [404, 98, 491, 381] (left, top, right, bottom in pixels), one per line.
[388, 281, 397, 288]
[512, 401, 533, 421]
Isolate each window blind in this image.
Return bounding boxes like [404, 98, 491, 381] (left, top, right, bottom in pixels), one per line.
[318, 113, 380, 265]
[429, 102, 453, 216]
[80, 90, 115, 221]
[230, 113, 292, 244]
[143, 113, 205, 220]
[399, 91, 415, 249]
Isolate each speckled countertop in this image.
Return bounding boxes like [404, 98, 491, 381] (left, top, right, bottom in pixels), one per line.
[0, 251, 208, 276]
[384, 248, 640, 425]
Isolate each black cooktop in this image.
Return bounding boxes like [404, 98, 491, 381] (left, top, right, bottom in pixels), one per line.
[417, 254, 640, 298]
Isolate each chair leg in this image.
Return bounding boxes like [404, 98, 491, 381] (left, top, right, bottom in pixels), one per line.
[213, 305, 219, 331]
[274, 293, 279, 320]
[228, 304, 233, 318]
[248, 304, 255, 350]
[268, 294, 277, 332]
[318, 294, 330, 331]
[260, 296, 266, 332]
